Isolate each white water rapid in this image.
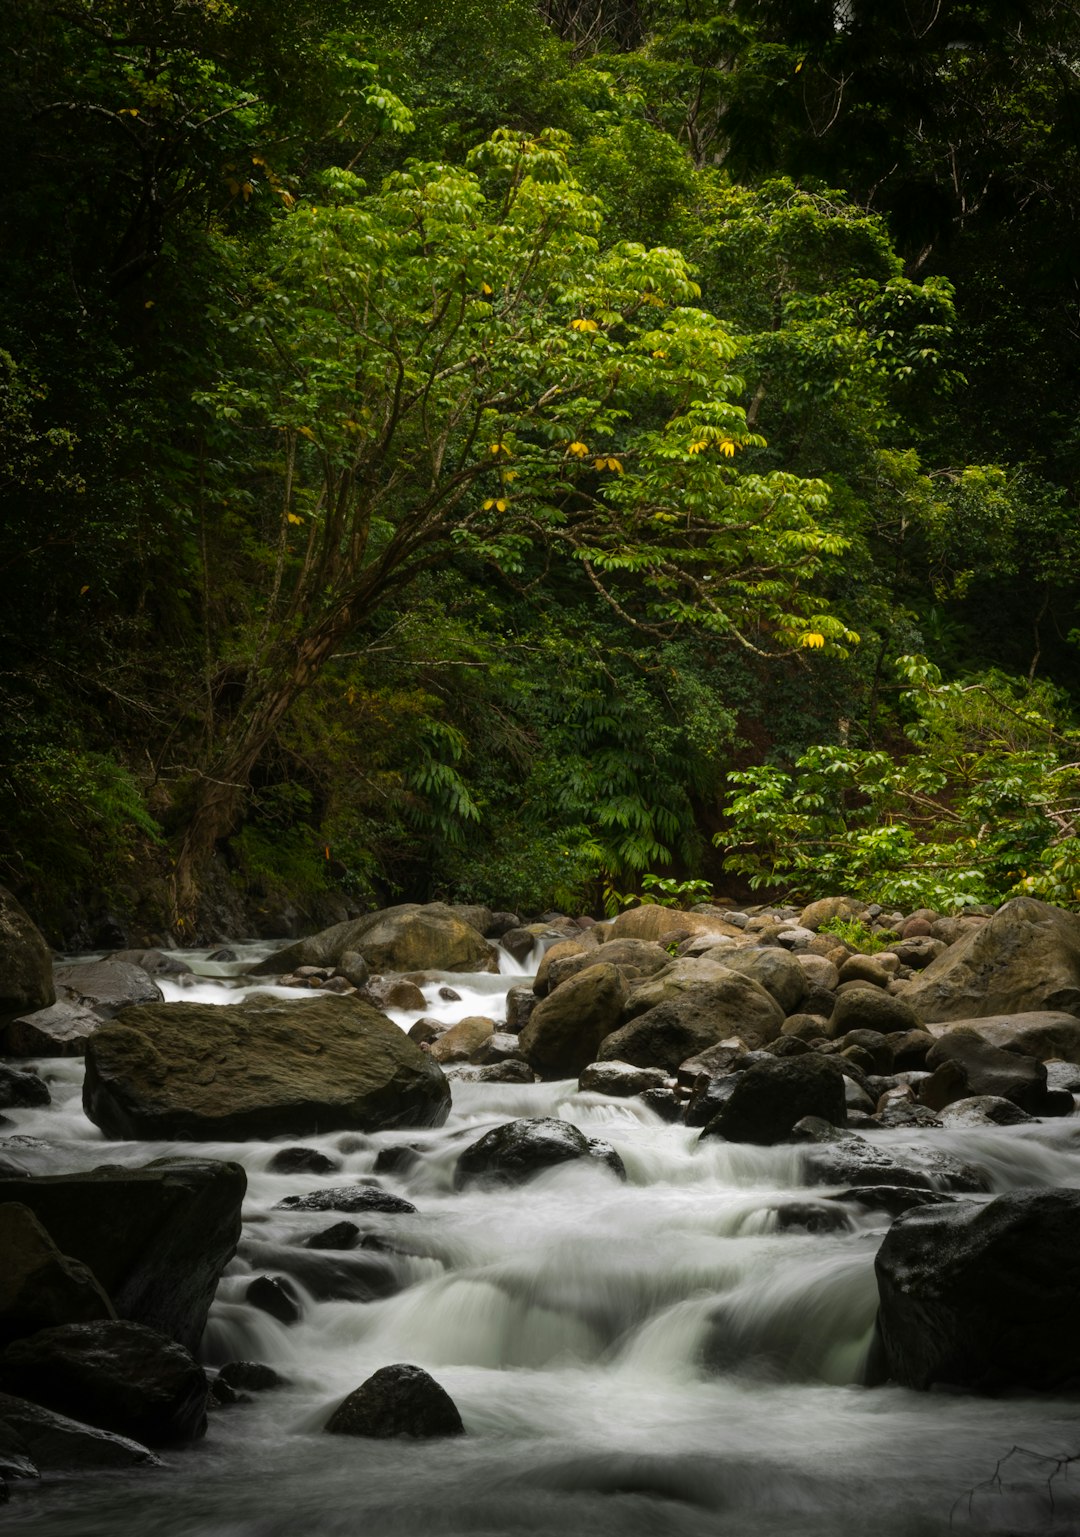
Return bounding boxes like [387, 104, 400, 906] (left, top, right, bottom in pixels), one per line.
[5, 946, 1080, 1536]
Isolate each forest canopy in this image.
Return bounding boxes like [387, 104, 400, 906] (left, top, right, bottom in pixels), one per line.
[2, 0, 1078, 940]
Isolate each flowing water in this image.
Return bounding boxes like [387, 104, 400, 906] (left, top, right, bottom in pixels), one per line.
[5, 947, 1080, 1536]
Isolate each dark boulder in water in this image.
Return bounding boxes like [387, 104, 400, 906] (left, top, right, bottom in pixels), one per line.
[699, 1056, 847, 1145]
[0, 1157, 244, 1355]
[0, 1391, 160, 1470]
[325, 1363, 464, 1439]
[0, 1320, 209, 1444]
[267, 1146, 341, 1176]
[216, 1361, 284, 1393]
[82, 995, 451, 1140]
[454, 1117, 625, 1189]
[275, 1185, 416, 1215]
[870, 1188, 1080, 1390]
[246, 1275, 301, 1325]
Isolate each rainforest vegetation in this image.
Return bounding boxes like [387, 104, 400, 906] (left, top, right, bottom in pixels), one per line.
[2, 0, 1079, 940]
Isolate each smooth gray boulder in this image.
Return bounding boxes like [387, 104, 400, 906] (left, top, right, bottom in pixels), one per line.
[901, 897, 1080, 1022]
[82, 995, 450, 1141]
[53, 960, 163, 1017]
[0, 1000, 103, 1057]
[871, 1189, 1080, 1390]
[921, 1028, 1048, 1113]
[926, 1010, 1080, 1064]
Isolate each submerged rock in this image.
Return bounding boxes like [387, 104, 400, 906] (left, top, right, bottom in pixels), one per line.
[454, 1117, 625, 1189]
[0, 1320, 209, 1444]
[82, 995, 451, 1140]
[871, 1188, 1080, 1391]
[274, 1186, 417, 1215]
[325, 1363, 464, 1439]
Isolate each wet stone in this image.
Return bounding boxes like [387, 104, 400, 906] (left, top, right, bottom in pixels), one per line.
[275, 1186, 417, 1215]
[303, 1222, 361, 1251]
[246, 1276, 301, 1325]
[217, 1361, 285, 1393]
[267, 1146, 341, 1176]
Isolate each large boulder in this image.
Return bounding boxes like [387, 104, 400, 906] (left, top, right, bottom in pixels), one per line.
[325, 1364, 464, 1439]
[921, 1028, 1048, 1113]
[52, 960, 163, 1017]
[926, 1010, 1080, 1065]
[605, 906, 744, 945]
[428, 1015, 495, 1065]
[0, 1392, 159, 1470]
[699, 1056, 847, 1145]
[826, 988, 922, 1039]
[0, 1320, 209, 1444]
[713, 948, 809, 1014]
[0, 1000, 103, 1057]
[249, 903, 498, 977]
[619, 956, 743, 1020]
[900, 897, 1080, 1023]
[798, 1127, 989, 1193]
[518, 964, 628, 1077]
[0, 1158, 244, 1355]
[0, 1204, 115, 1346]
[598, 974, 784, 1071]
[82, 995, 451, 1141]
[0, 888, 54, 1021]
[454, 1117, 624, 1189]
[871, 1189, 1080, 1391]
[540, 938, 671, 997]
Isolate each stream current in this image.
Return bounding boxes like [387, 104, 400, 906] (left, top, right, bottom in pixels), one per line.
[4, 944, 1080, 1536]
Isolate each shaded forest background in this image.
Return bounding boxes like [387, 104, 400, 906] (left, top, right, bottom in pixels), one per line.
[2, 0, 1079, 944]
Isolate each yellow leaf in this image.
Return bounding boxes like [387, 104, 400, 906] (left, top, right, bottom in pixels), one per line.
[496, 498, 508, 512]
[566, 441, 590, 457]
[481, 282, 493, 295]
[794, 59, 804, 74]
[287, 512, 304, 525]
[719, 438, 736, 457]
[652, 349, 668, 359]
[607, 457, 623, 474]
[689, 440, 708, 454]
[594, 457, 623, 474]
[483, 498, 496, 510]
[79, 585, 90, 596]
[241, 181, 254, 201]
[298, 426, 316, 441]
[144, 300, 155, 309]
[489, 442, 510, 457]
[118, 108, 140, 117]
[570, 318, 598, 332]
[801, 632, 825, 649]
[501, 469, 518, 482]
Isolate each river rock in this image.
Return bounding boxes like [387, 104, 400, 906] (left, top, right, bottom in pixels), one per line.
[699, 1056, 846, 1144]
[246, 1275, 301, 1324]
[275, 1186, 417, 1215]
[578, 1060, 669, 1096]
[799, 896, 864, 931]
[938, 1096, 1035, 1128]
[799, 1130, 989, 1193]
[620, 957, 749, 1020]
[714, 948, 809, 1014]
[82, 995, 451, 1140]
[267, 1146, 341, 1176]
[503, 985, 536, 1034]
[826, 987, 922, 1039]
[428, 1015, 495, 1064]
[921, 1028, 1048, 1113]
[518, 964, 628, 1077]
[113, 949, 191, 977]
[53, 960, 163, 1017]
[900, 897, 1080, 1022]
[543, 938, 672, 997]
[0, 1392, 159, 1470]
[926, 1010, 1080, 1065]
[245, 1243, 399, 1304]
[445, 1060, 535, 1084]
[0, 1320, 209, 1444]
[871, 1189, 1080, 1390]
[304, 1222, 361, 1250]
[325, 1363, 464, 1439]
[454, 1117, 624, 1188]
[0, 887, 54, 1020]
[0, 1204, 115, 1346]
[0, 1157, 244, 1354]
[216, 1362, 283, 1393]
[0, 1068, 49, 1109]
[248, 903, 498, 977]
[599, 974, 784, 1072]
[361, 977, 426, 1012]
[0, 1000, 103, 1057]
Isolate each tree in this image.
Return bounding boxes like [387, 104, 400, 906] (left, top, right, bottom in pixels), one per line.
[172, 126, 854, 916]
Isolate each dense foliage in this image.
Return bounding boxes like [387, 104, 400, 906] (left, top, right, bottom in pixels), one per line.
[2, 0, 1078, 939]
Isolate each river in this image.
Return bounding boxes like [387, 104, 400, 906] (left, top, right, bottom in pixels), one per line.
[4, 944, 1080, 1535]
